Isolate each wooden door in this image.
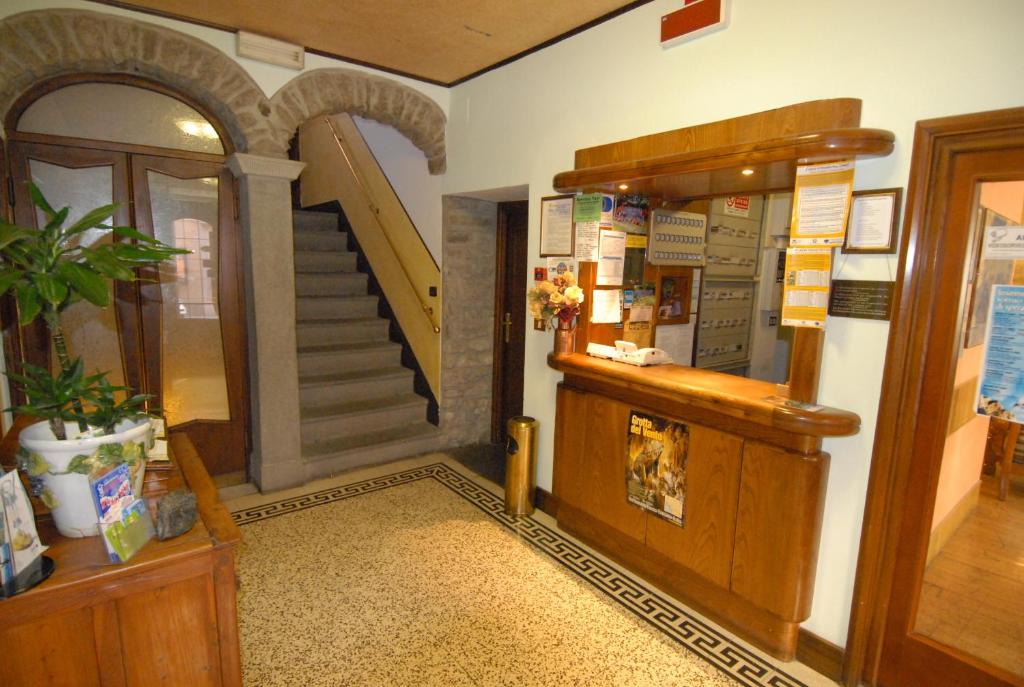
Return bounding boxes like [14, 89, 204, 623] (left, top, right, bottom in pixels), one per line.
[4, 143, 247, 476]
[491, 200, 528, 442]
[5, 142, 133, 391]
[850, 109, 1024, 687]
[131, 155, 247, 476]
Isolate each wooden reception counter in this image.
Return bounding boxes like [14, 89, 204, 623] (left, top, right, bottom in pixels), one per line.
[548, 352, 859, 660]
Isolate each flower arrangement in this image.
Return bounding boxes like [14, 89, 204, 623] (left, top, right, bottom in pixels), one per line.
[528, 273, 584, 326]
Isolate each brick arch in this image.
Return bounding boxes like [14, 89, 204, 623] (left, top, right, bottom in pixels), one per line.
[270, 69, 447, 174]
[0, 9, 447, 172]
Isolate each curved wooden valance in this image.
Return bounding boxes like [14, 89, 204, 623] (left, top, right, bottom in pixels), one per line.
[553, 127, 895, 199]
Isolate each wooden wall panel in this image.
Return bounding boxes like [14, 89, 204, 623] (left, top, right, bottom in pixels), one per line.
[645, 423, 743, 586]
[0, 606, 102, 687]
[552, 384, 588, 500]
[574, 98, 862, 168]
[731, 441, 829, 621]
[557, 391, 647, 543]
[117, 575, 222, 686]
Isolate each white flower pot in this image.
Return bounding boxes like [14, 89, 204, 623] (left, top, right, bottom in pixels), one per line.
[18, 418, 152, 538]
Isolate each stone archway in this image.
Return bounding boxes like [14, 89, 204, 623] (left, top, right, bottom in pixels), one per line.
[270, 69, 447, 173]
[0, 8, 447, 170]
[0, 6, 449, 491]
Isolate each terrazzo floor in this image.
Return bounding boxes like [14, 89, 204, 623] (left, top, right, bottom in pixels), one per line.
[227, 455, 833, 687]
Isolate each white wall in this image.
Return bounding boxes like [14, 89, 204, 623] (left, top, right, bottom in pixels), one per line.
[442, 0, 1024, 645]
[353, 117, 442, 262]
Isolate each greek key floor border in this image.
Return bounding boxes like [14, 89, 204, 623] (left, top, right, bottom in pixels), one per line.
[231, 462, 807, 687]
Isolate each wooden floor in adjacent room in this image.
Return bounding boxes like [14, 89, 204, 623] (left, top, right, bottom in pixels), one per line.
[917, 474, 1024, 677]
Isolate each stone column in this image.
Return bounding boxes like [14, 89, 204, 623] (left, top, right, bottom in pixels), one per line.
[227, 153, 306, 492]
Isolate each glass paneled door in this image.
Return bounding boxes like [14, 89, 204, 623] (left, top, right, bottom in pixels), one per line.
[5, 143, 247, 476]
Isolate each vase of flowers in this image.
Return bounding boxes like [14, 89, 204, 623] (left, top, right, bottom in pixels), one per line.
[528, 273, 584, 357]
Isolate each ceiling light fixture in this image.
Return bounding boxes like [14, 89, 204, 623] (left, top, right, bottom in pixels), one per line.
[176, 120, 219, 140]
[619, 184, 629, 190]
[741, 168, 755, 176]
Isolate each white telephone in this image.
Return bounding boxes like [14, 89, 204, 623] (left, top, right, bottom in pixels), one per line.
[614, 340, 673, 366]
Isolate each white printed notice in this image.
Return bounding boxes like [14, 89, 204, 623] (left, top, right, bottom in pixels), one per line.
[790, 160, 855, 246]
[597, 229, 626, 286]
[781, 247, 832, 329]
[847, 193, 895, 250]
[575, 221, 600, 261]
[982, 225, 1024, 260]
[978, 285, 1024, 425]
[591, 288, 623, 324]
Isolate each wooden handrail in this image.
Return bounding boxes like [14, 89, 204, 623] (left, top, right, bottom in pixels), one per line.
[323, 117, 440, 333]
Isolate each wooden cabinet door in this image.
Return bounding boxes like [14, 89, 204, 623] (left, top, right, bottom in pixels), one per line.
[554, 386, 646, 544]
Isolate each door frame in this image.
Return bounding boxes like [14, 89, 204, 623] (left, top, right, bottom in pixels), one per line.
[844, 107, 1024, 686]
[491, 200, 529, 442]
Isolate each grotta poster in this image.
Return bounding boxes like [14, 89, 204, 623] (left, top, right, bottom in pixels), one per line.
[625, 410, 688, 527]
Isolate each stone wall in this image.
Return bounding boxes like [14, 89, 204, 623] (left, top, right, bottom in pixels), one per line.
[441, 196, 497, 446]
[0, 8, 447, 171]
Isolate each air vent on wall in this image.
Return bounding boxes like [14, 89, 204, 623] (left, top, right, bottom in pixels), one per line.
[237, 31, 305, 70]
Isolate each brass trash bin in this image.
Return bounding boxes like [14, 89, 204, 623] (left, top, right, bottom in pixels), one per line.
[504, 416, 538, 516]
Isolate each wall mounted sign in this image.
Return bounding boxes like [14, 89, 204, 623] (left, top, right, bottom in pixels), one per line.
[781, 247, 832, 329]
[828, 280, 895, 320]
[790, 159, 855, 246]
[626, 410, 688, 527]
[540, 194, 574, 257]
[978, 285, 1024, 424]
[660, 0, 731, 48]
[842, 188, 901, 254]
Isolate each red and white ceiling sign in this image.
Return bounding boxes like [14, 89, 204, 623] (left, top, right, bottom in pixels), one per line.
[661, 0, 731, 49]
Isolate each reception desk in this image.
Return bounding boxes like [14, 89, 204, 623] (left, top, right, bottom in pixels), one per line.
[548, 353, 859, 660]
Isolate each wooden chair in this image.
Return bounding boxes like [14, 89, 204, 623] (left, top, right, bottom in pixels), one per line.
[984, 417, 1023, 500]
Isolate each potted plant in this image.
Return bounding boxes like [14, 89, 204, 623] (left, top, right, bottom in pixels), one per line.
[0, 184, 185, 537]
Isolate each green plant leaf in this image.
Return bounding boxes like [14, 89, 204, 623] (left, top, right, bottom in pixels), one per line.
[0, 268, 22, 296]
[21, 451, 51, 477]
[44, 206, 70, 233]
[66, 453, 96, 475]
[39, 488, 60, 510]
[33, 272, 69, 306]
[80, 246, 136, 281]
[15, 283, 42, 325]
[64, 204, 118, 236]
[110, 226, 159, 243]
[28, 183, 56, 217]
[56, 261, 110, 306]
[0, 223, 35, 251]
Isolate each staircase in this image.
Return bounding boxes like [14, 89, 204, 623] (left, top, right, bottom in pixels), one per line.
[292, 209, 440, 479]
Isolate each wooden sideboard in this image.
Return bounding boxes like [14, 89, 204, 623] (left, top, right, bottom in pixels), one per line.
[0, 427, 242, 687]
[549, 353, 859, 660]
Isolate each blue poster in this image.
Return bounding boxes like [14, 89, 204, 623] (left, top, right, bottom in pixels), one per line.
[978, 285, 1024, 425]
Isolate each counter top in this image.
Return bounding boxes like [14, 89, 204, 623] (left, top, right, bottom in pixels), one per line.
[548, 353, 860, 441]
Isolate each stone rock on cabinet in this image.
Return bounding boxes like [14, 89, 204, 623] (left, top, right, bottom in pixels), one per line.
[154, 489, 198, 541]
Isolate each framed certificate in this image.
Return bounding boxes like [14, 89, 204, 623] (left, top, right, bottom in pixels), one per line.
[540, 195, 575, 257]
[842, 188, 901, 254]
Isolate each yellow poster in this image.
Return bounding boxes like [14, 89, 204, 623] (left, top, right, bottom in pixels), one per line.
[790, 160, 855, 246]
[781, 247, 832, 329]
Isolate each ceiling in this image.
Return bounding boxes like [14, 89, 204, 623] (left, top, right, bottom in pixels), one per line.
[102, 0, 652, 86]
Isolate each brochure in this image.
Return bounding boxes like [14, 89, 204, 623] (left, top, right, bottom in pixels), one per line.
[0, 469, 47, 582]
[89, 463, 154, 563]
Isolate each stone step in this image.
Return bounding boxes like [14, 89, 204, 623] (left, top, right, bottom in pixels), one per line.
[294, 250, 357, 273]
[299, 366, 414, 407]
[294, 230, 348, 251]
[295, 271, 368, 297]
[302, 421, 442, 480]
[296, 317, 390, 347]
[297, 341, 401, 376]
[299, 393, 427, 443]
[296, 295, 378, 320]
[292, 210, 339, 233]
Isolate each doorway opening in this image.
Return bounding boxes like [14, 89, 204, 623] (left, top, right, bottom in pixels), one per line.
[1, 75, 249, 480]
[846, 108, 1024, 687]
